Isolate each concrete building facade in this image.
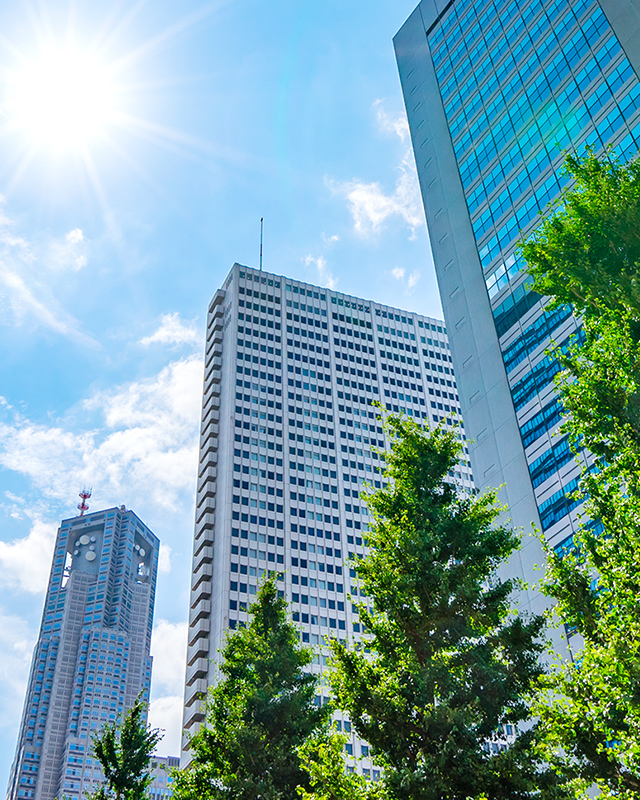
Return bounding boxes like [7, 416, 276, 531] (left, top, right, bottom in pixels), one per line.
[394, 0, 640, 607]
[7, 506, 159, 800]
[148, 755, 179, 800]
[182, 263, 474, 768]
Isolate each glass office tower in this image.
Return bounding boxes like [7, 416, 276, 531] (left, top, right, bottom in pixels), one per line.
[394, 0, 640, 608]
[7, 506, 159, 800]
[182, 263, 474, 768]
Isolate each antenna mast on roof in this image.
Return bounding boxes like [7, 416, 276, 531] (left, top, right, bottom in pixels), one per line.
[259, 217, 263, 272]
[77, 487, 92, 516]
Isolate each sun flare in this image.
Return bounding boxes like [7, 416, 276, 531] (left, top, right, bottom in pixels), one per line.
[4, 47, 117, 150]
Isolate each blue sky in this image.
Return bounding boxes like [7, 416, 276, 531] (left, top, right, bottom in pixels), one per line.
[0, 0, 441, 778]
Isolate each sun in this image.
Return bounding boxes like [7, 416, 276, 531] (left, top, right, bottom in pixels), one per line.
[3, 46, 117, 151]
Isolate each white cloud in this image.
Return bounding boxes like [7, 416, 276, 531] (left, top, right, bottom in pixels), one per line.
[140, 312, 200, 348]
[0, 263, 97, 346]
[48, 228, 88, 272]
[158, 543, 172, 574]
[0, 209, 96, 344]
[149, 619, 188, 756]
[0, 518, 57, 594]
[321, 233, 339, 244]
[149, 695, 183, 758]
[327, 101, 424, 239]
[0, 356, 203, 512]
[373, 99, 410, 142]
[0, 609, 36, 733]
[390, 266, 421, 294]
[304, 255, 337, 290]
[151, 619, 188, 696]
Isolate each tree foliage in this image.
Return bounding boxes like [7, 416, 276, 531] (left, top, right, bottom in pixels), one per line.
[173, 578, 327, 800]
[521, 149, 640, 318]
[328, 416, 559, 800]
[298, 732, 385, 800]
[89, 697, 162, 800]
[522, 150, 640, 796]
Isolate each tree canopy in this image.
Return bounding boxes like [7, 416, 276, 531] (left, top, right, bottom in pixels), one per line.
[173, 577, 328, 800]
[522, 150, 640, 796]
[521, 149, 640, 319]
[89, 696, 162, 800]
[328, 416, 560, 800]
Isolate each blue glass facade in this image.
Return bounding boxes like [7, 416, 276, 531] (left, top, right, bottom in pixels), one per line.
[396, 0, 640, 553]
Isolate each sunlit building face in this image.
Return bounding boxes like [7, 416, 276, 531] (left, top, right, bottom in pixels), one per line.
[395, 0, 640, 614]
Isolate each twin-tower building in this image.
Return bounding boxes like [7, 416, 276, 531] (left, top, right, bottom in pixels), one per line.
[9, 0, 640, 795]
[8, 507, 158, 800]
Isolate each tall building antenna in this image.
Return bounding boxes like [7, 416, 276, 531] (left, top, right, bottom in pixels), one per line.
[259, 217, 263, 272]
[77, 487, 92, 516]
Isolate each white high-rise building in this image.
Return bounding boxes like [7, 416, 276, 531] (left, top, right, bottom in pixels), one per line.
[7, 506, 159, 800]
[182, 263, 474, 771]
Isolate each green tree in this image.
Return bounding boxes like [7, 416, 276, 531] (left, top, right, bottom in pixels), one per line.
[173, 577, 328, 800]
[521, 148, 640, 318]
[298, 732, 385, 800]
[89, 697, 162, 800]
[328, 416, 560, 800]
[522, 150, 640, 797]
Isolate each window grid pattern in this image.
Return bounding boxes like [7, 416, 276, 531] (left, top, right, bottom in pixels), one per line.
[427, 0, 640, 534]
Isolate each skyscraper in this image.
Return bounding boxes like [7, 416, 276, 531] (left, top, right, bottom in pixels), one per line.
[7, 505, 159, 800]
[394, 0, 640, 599]
[182, 263, 474, 764]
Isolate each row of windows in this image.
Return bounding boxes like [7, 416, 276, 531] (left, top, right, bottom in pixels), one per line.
[493, 284, 540, 339]
[287, 392, 333, 410]
[380, 351, 420, 368]
[380, 337, 417, 354]
[502, 304, 573, 373]
[337, 367, 377, 384]
[521, 398, 562, 449]
[288, 448, 337, 466]
[286, 300, 327, 318]
[286, 312, 328, 328]
[528, 437, 573, 490]
[287, 283, 325, 300]
[335, 339, 375, 356]
[232, 479, 284, 495]
[339, 418, 382, 433]
[288, 353, 330, 369]
[291, 540, 340, 556]
[233, 449, 284, 468]
[384, 389, 426, 406]
[288, 406, 333, 423]
[423, 347, 452, 363]
[377, 324, 416, 340]
[290, 558, 343, 573]
[288, 342, 329, 357]
[290, 523, 341, 540]
[538, 474, 583, 531]
[239, 270, 280, 288]
[332, 296, 370, 313]
[510, 329, 585, 412]
[374, 307, 415, 324]
[286, 376, 333, 396]
[239, 287, 281, 304]
[239, 299, 281, 316]
[290, 592, 345, 611]
[382, 376, 423, 395]
[336, 377, 378, 393]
